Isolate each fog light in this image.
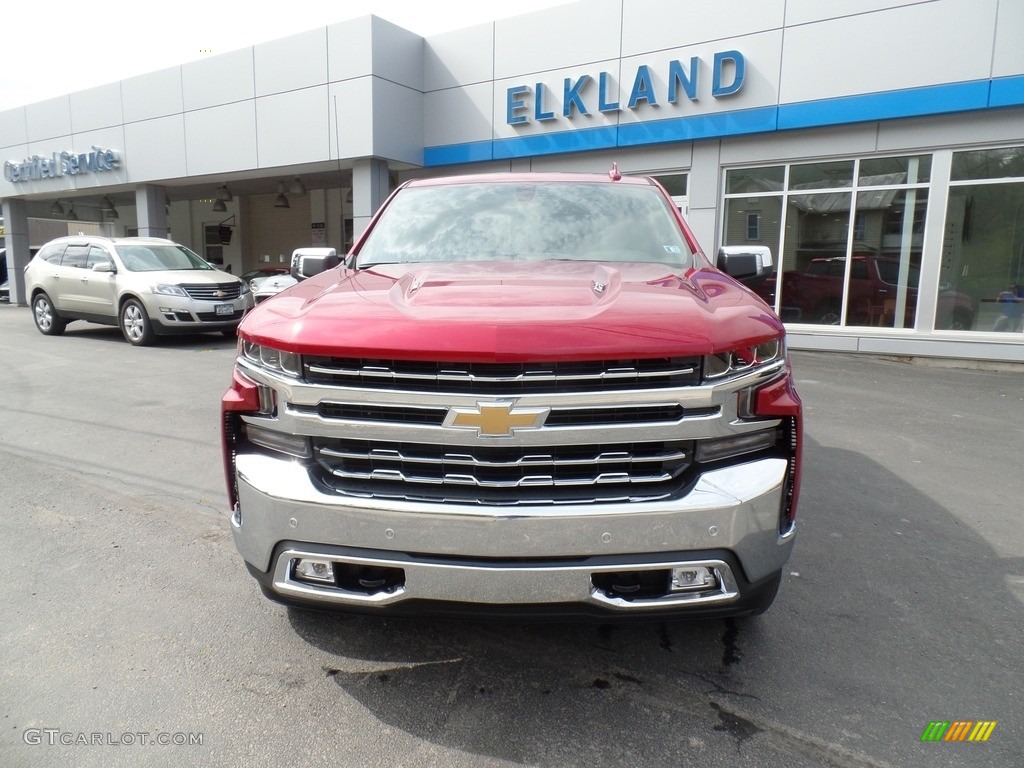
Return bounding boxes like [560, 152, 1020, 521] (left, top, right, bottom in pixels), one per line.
[246, 424, 311, 458]
[670, 566, 716, 592]
[696, 429, 775, 463]
[294, 558, 335, 584]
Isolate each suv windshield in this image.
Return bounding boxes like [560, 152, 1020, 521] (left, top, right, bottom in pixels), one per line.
[115, 244, 213, 272]
[356, 181, 694, 268]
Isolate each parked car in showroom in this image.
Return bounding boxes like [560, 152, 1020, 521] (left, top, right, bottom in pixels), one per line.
[24, 236, 254, 345]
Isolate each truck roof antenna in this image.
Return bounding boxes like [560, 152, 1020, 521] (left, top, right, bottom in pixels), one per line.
[608, 162, 622, 181]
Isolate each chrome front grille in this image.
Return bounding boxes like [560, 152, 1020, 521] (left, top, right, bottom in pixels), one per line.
[237, 352, 757, 506]
[311, 438, 694, 505]
[294, 402, 718, 427]
[181, 282, 243, 301]
[302, 356, 702, 393]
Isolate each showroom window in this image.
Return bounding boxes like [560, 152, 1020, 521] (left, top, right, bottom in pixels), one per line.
[943, 146, 1024, 333]
[651, 173, 689, 216]
[723, 155, 932, 328]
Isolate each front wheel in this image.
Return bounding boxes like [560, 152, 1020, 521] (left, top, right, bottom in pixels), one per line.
[32, 293, 67, 336]
[120, 299, 155, 346]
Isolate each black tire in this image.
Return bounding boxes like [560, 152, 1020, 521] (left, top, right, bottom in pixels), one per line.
[814, 301, 841, 325]
[119, 298, 155, 346]
[32, 293, 67, 336]
[949, 309, 974, 331]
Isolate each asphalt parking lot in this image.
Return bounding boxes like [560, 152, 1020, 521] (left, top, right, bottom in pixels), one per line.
[0, 302, 1021, 768]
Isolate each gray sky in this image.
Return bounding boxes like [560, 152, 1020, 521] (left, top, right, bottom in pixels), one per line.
[0, 0, 570, 112]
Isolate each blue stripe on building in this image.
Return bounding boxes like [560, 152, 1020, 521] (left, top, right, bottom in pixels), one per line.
[424, 78, 1024, 167]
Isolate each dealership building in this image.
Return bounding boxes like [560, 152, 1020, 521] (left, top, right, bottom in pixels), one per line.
[2, 0, 1023, 362]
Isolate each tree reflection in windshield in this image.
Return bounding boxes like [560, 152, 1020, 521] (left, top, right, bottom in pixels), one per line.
[357, 182, 694, 268]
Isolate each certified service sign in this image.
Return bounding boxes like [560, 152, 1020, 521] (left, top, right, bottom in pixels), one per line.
[5, 146, 121, 183]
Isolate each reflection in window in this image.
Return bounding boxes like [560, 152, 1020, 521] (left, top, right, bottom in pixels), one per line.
[356, 182, 695, 268]
[85, 247, 109, 270]
[951, 147, 1024, 181]
[723, 196, 784, 308]
[844, 189, 927, 329]
[61, 245, 89, 269]
[860, 155, 932, 185]
[725, 166, 783, 194]
[652, 173, 688, 196]
[746, 213, 760, 240]
[778, 192, 851, 324]
[853, 212, 867, 240]
[723, 155, 934, 328]
[942, 178, 1024, 332]
[790, 161, 854, 191]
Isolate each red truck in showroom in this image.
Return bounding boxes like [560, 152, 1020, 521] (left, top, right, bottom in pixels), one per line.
[221, 169, 802, 620]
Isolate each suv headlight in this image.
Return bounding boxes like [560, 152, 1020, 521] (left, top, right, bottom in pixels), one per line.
[703, 339, 783, 383]
[240, 281, 251, 295]
[240, 340, 302, 377]
[152, 283, 188, 297]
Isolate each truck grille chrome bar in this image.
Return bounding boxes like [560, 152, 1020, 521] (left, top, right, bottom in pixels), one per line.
[299, 402, 716, 427]
[312, 438, 693, 503]
[303, 356, 702, 393]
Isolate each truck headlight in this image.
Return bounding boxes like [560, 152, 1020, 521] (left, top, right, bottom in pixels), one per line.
[240, 340, 302, 377]
[703, 339, 782, 382]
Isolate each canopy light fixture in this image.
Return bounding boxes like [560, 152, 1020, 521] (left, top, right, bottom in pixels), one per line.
[49, 200, 65, 216]
[274, 182, 290, 209]
[212, 199, 227, 213]
[289, 177, 306, 195]
[100, 195, 116, 211]
[217, 184, 233, 202]
[67, 205, 79, 221]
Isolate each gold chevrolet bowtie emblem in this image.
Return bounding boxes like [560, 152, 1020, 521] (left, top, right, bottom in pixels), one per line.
[444, 401, 550, 437]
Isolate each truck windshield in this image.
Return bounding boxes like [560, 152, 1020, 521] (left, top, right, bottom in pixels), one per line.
[356, 181, 695, 268]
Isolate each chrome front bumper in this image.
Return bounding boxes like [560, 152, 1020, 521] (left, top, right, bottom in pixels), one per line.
[231, 452, 795, 612]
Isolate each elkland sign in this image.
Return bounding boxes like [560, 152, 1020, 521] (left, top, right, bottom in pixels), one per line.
[506, 51, 746, 126]
[4, 146, 120, 183]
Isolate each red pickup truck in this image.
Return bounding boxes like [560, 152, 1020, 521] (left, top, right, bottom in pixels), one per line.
[756, 253, 976, 329]
[222, 170, 802, 620]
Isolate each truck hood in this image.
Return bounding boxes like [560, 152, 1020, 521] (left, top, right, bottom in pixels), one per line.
[239, 261, 782, 360]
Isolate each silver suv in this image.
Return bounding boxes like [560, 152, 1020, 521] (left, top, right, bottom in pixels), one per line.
[25, 236, 253, 345]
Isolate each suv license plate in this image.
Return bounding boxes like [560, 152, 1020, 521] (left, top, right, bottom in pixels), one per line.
[215, 303, 234, 316]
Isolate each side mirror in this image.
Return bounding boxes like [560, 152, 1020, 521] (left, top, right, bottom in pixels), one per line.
[717, 245, 773, 285]
[92, 261, 115, 273]
[291, 253, 340, 280]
